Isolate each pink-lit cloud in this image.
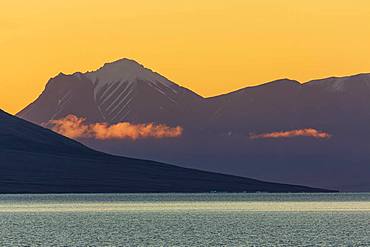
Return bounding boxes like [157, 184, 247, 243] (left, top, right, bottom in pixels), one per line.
[249, 128, 331, 139]
[47, 115, 183, 140]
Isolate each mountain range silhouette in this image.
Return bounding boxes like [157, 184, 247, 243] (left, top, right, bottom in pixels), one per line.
[17, 58, 370, 191]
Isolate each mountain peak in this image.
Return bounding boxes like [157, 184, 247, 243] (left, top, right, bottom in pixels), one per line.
[85, 58, 177, 94]
[100, 58, 145, 72]
[239, 78, 301, 93]
[260, 78, 301, 87]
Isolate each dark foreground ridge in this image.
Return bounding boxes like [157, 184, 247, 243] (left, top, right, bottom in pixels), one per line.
[0, 109, 334, 193]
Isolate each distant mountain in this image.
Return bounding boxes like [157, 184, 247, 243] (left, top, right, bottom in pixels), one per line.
[1, 109, 326, 193]
[17, 59, 370, 191]
[18, 59, 202, 126]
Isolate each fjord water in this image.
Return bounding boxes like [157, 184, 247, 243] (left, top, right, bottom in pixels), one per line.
[0, 193, 369, 246]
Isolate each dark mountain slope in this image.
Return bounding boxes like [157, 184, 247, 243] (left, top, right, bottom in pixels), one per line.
[0, 109, 328, 193]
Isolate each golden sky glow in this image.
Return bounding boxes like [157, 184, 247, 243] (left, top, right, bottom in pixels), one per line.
[1, 0, 370, 114]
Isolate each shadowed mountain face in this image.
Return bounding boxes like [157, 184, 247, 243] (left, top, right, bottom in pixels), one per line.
[1, 109, 327, 193]
[17, 59, 370, 191]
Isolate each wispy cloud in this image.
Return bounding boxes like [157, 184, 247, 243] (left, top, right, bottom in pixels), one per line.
[46, 115, 183, 140]
[249, 128, 331, 139]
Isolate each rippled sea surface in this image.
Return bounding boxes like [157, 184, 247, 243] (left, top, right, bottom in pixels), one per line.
[0, 193, 369, 246]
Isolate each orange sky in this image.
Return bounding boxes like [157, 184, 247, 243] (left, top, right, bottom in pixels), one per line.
[1, 0, 370, 114]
